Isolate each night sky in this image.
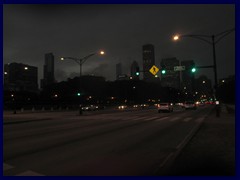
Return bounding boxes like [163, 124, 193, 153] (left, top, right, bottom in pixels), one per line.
[3, 4, 235, 84]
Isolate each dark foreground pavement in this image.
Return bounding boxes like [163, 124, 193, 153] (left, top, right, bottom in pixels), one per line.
[158, 105, 235, 176]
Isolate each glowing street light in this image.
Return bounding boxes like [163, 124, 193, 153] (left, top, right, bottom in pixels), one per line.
[172, 28, 235, 91]
[60, 50, 105, 115]
[173, 35, 179, 41]
[60, 50, 105, 77]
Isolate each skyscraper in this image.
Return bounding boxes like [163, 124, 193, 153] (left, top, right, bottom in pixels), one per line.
[4, 62, 38, 92]
[130, 61, 140, 80]
[41, 53, 55, 88]
[160, 57, 180, 89]
[142, 44, 155, 81]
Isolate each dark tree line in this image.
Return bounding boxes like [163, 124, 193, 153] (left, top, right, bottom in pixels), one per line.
[4, 76, 186, 110]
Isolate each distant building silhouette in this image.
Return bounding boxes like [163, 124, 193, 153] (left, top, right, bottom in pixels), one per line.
[195, 75, 212, 98]
[160, 57, 180, 89]
[219, 75, 234, 85]
[116, 63, 123, 80]
[130, 61, 140, 80]
[4, 62, 38, 92]
[41, 53, 55, 89]
[67, 75, 106, 98]
[142, 44, 155, 82]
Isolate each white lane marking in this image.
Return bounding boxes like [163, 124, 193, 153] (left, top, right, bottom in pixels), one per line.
[159, 116, 205, 171]
[16, 170, 44, 176]
[176, 118, 204, 149]
[156, 117, 169, 121]
[170, 117, 180, 122]
[111, 116, 138, 121]
[131, 116, 150, 121]
[159, 152, 174, 168]
[183, 117, 192, 122]
[144, 116, 159, 121]
[3, 163, 14, 171]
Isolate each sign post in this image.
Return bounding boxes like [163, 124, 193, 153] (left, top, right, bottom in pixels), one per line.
[174, 66, 185, 71]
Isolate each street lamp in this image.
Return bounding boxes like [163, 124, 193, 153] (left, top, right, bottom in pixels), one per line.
[173, 28, 235, 98]
[60, 50, 105, 77]
[60, 50, 105, 115]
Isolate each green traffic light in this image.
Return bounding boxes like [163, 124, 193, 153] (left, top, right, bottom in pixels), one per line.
[77, 93, 81, 96]
[191, 68, 196, 73]
[136, 72, 140, 76]
[161, 70, 166, 74]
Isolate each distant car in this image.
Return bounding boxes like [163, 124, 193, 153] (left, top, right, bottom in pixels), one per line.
[133, 104, 140, 108]
[118, 105, 127, 110]
[97, 105, 106, 110]
[82, 105, 98, 111]
[157, 103, 173, 113]
[184, 101, 197, 110]
[140, 104, 149, 108]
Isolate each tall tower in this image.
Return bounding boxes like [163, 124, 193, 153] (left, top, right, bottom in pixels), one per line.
[41, 53, 55, 88]
[142, 44, 155, 81]
[130, 61, 139, 80]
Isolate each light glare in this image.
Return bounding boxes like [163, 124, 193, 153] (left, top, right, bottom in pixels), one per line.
[173, 35, 179, 40]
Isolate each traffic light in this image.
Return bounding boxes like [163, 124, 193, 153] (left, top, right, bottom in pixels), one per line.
[135, 67, 140, 76]
[77, 92, 81, 96]
[161, 65, 166, 74]
[191, 67, 196, 73]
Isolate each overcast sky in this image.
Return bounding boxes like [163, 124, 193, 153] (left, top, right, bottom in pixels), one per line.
[3, 4, 235, 83]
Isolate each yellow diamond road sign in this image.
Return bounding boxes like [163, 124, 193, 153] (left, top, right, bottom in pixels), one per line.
[149, 65, 159, 76]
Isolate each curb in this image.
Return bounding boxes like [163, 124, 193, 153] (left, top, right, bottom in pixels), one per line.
[154, 109, 213, 175]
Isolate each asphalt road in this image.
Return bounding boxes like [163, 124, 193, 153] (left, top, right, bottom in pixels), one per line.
[3, 105, 213, 176]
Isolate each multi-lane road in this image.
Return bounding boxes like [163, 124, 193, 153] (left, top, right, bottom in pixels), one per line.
[3, 105, 213, 176]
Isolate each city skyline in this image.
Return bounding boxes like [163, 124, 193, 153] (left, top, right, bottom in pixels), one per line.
[3, 4, 235, 83]
[3, 49, 233, 89]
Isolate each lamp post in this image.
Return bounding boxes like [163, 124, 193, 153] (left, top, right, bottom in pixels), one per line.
[61, 50, 105, 77]
[60, 50, 105, 115]
[173, 28, 235, 99]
